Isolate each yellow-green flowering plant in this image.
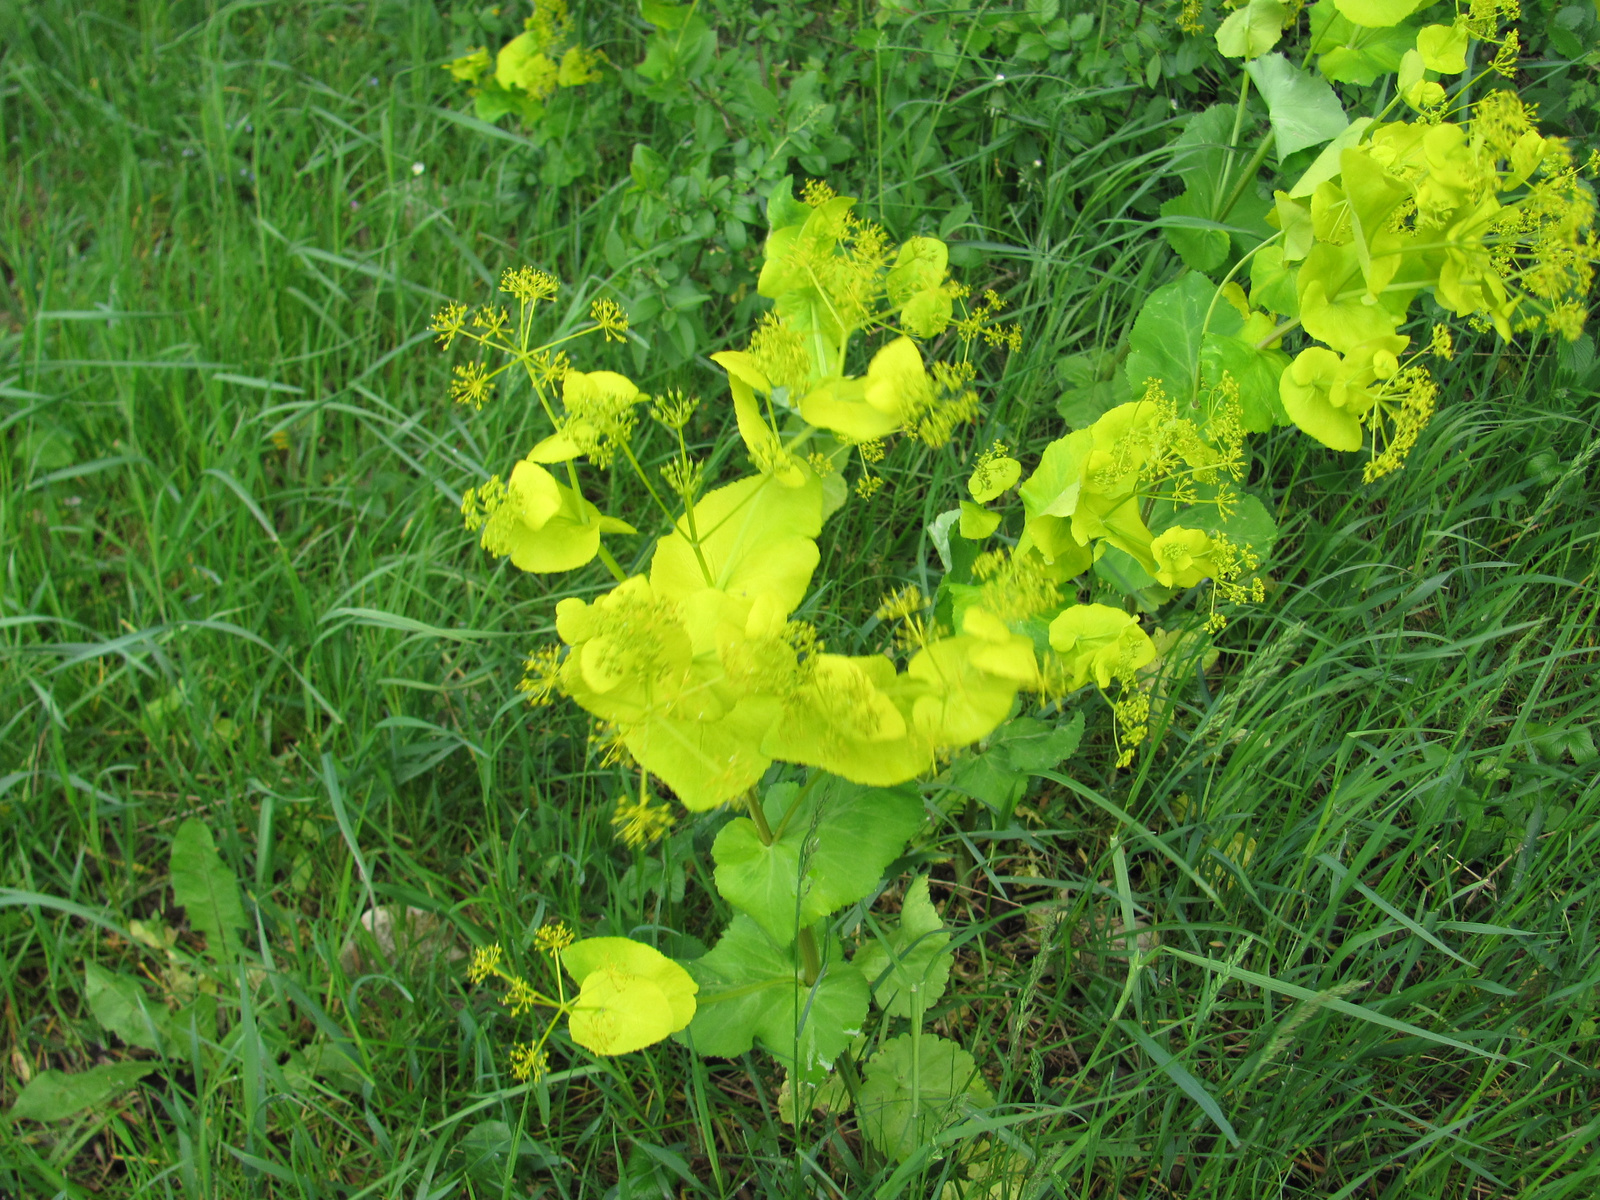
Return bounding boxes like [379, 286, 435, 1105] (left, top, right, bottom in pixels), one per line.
[434, 179, 1244, 1155]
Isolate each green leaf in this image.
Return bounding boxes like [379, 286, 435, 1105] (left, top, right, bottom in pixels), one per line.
[1057, 350, 1132, 429]
[1157, 106, 1236, 272]
[765, 176, 811, 233]
[1244, 54, 1348, 161]
[1094, 544, 1165, 600]
[1160, 193, 1231, 274]
[1117, 1020, 1240, 1147]
[170, 817, 246, 963]
[712, 778, 923, 947]
[1248, 245, 1300, 316]
[1530, 723, 1598, 766]
[1124, 273, 1243, 405]
[9, 1063, 153, 1122]
[857, 1034, 994, 1163]
[1215, 0, 1290, 60]
[682, 915, 869, 1072]
[854, 876, 953, 1019]
[1213, 492, 1280, 560]
[942, 715, 1084, 815]
[1200, 329, 1292, 431]
[628, 143, 669, 192]
[944, 750, 1026, 814]
[1332, 0, 1423, 28]
[999, 713, 1085, 773]
[84, 963, 175, 1051]
[639, 0, 690, 29]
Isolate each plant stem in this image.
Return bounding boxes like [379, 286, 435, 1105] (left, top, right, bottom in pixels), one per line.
[746, 788, 822, 984]
[744, 789, 775, 844]
[797, 927, 822, 987]
[595, 542, 626, 583]
[1216, 133, 1275, 226]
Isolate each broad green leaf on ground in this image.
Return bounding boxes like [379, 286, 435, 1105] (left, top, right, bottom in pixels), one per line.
[854, 876, 953, 1019]
[944, 715, 1084, 813]
[999, 713, 1085, 773]
[1244, 54, 1348, 161]
[281, 1042, 366, 1094]
[9, 1063, 154, 1122]
[1160, 194, 1232, 275]
[85, 962, 175, 1051]
[858, 1033, 994, 1162]
[681, 915, 869, 1072]
[1057, 350, 1131, 430]
[944, 744, 1027, 813]
[1157, 107, 1235, 273]
[711, 778, 922, 947]
[1125, 273, 1244, 404]
[778, 1064, 852, 1124]
[170, 817, 247, 962]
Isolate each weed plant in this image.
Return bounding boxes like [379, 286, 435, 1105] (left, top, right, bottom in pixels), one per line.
[2, 1, 1598, 1198]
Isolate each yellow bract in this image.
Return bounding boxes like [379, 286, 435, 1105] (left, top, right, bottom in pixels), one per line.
[467, 461, 635, 573]
[1332, 0, 1423, 27]
[1279, 337, 1407, 452]
[1048, 605, 1158, 691]
[562, 938, 697, 1056]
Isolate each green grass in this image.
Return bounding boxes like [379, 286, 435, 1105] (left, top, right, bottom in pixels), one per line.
[3, 2, 1599, 1197]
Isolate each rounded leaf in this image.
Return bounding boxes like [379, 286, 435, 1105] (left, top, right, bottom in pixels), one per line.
[1416, 22, 1467, 74]
[563, 937, 697, 1055]
[1048, 604, 1156, 690]
[1332, 0, 1422, 27]
[968, 455, 1021, 503]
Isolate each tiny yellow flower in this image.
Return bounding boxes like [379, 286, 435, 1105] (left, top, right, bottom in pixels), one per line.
[509, 1041, 549, 1082]
[432, 301, 469, 350]
[610, 795, 675, 849]
[467, 943, 503, 984]
[449, 361, 494, 410]
[500, 266, 560, 305]
[533, 921, 575, 955]
[590, 298, 629, 342]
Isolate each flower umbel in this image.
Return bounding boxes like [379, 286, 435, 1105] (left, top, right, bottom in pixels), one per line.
[611, 792, 676, 849]
[590, 298, 629, 342]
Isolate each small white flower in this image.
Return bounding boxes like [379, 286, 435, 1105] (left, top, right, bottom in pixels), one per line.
[995, 73, 1006, 82]
[412, 161, 426, 176]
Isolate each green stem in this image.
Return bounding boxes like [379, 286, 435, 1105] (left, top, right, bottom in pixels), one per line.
[1215, 133, 1275, 227]
[746, 789, 821, 985]
[745, 789, 775, 844]
[1217, 71, 1253, 208]
[797, 927, 822, 987]
[769, 770, 825, 842]
[617, 439, 679, 529]
[1259, 316, 1301, 348]
[595, 542, 626, 583]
